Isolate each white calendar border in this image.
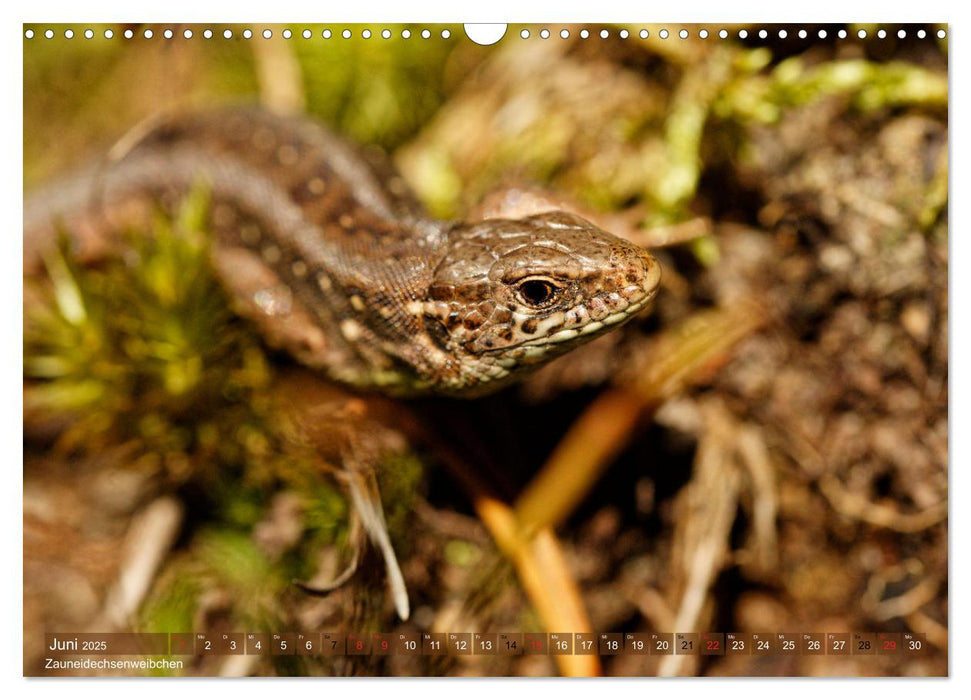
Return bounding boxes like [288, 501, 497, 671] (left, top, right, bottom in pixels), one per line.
[3, 0, 961, 697]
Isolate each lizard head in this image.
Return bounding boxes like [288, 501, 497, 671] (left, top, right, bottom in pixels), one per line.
[423, 211, 661, 394]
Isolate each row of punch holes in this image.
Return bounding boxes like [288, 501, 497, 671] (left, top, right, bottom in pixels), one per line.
[24, 25, 947, 44]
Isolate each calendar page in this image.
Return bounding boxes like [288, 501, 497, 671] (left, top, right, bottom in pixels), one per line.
[21, 20, 948, 679]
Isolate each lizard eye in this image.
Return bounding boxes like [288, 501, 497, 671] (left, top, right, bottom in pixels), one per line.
[517, 278, 559, 308]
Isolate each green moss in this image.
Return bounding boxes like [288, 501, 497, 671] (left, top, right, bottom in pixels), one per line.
[294, 25, 466, 150]
[715, 57, 948, 125]
[140, 571, 200, 639]
[378, 452, 425, 545]
[24, 192, 368, 666]
[24, 190, 268, 465]
[443, 540, 481, 568]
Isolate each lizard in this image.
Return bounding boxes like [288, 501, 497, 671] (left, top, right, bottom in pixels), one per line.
[24, 106, 662, 398]
[23, 106, 662, 620]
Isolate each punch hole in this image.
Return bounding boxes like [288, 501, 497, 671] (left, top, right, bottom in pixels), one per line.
[937, 29, 946, 38]
[738, 29, 748, 39]
[184, 29, 193, 39]
[838, 29, 847, 38]
[263, 29, 272, 39]
[561, 29, 571, 39]
[857, 29, 867, 39]
[759, 29, 767, 39]
[84, 29, 94, 39]
[718, 29, 728, 39]
[44, 29, 53, 39]
[679, 29, 688, 39]
[65, 29, 74, 39]
[639, 29, 648, 39]
[143, 29, 153, 39]
[619, 29, 629, 39]
[520, 29, 530, 39]
[540, 29, 550, 39]
[819, 29, 827, 38]
[401, 29, 411, 39]
[124, 29, 133, 39]
[104, 29, 113, 38]
[24, 29, 34, 39]
[421, 29, 430, 39]
[363, 29, 372, 39]
[581, 29, 590, 39]
[699, 29, 709, 39]
[917, 29, 927, 38]
[382, 29, 391, 39]
[223, 29, 233, 39]
[600, 29, 609, 39]
[877, 29, 886, 38]
[342, 29, 351, 39]
[243, 29, 252, 39]
[203, 29, 213, 39]
[441, 29, 451, 39]
[799, 29, 807, 38]
[283, 29, 292, 39]
[659, 29, 669, 39]
[163, 29, 173, 39]
[323, 29, 332, 39]
[302, 29, 311, 39]
[779, 29, 788, 39]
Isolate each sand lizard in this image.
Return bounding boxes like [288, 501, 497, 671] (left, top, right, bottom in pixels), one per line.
[24, 107, 662, 619]
[24, 107, 661, 397]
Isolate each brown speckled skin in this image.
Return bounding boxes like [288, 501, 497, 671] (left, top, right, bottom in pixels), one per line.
[24, 108, 661, 396]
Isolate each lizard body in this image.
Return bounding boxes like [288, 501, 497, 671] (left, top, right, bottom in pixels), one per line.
[24, 107, 661, 397]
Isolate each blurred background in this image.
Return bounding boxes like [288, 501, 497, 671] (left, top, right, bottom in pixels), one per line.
[23, 23, 947, 676]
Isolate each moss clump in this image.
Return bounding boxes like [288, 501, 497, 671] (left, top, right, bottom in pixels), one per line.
[23, 193, 365, 669]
